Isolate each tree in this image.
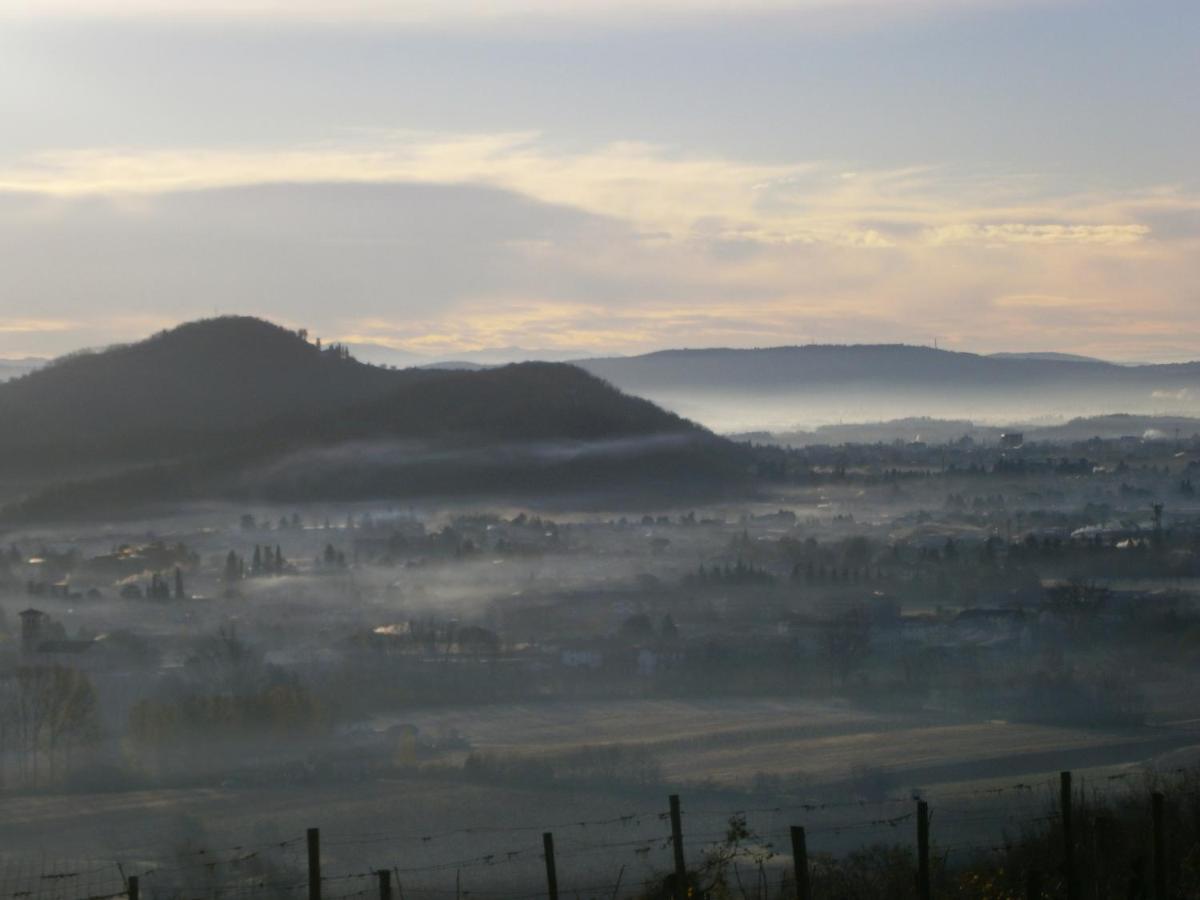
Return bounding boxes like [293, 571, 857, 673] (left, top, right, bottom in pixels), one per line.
[0, 666, 102, 787]
[822, 606, 872, 684]
[660, 614, 679, 641]
[223, 550, 240, 582]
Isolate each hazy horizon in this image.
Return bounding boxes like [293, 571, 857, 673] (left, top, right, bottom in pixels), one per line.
[8, 316, 1200, 434]
[5, 7, 1200, 897]
[4, 324, 1198, 367]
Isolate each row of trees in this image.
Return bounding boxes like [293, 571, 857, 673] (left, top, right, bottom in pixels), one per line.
[0, 665, 101, 788]
[223, 545, 289, 581]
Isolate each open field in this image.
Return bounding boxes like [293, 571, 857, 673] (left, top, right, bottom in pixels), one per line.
[389, 697, 1200, 789]
[1, 695, 1199, 897]
[0, 756, 1193, 897]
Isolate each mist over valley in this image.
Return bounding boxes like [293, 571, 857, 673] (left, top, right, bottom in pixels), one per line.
[6, 0, 1200, 892]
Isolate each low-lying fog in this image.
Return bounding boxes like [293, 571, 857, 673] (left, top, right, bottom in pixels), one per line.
[638, 387, 1200, 434]
[4, 428, 1200, 896]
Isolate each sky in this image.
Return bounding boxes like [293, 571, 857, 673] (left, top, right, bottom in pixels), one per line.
[0, 0, 1197, 361]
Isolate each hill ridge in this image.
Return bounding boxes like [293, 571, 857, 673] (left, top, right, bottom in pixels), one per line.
[0, 317, 743, 518]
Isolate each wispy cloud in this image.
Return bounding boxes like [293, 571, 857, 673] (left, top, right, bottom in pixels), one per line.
[2, 0, 1064, 29]
[0, 134, 1160, 252]
[926, 223, 1150, 246]
[0, 318, 77, 334]
[0, 134, 1195, 362]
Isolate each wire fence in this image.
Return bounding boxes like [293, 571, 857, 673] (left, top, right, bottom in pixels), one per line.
[0, 770, 1178, 900]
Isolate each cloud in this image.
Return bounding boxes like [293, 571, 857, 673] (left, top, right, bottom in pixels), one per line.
[0, 135, 1195, 362]
[992, 294, 1111, 310]
[0, 135, 1157, 252]
[925, 223, 1149, 247]
[1152, 389, 1195, 401]
[3, 0, 1062, 29]
[0, 318, 77, 334]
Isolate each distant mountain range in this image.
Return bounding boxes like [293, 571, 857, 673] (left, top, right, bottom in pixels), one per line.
[0, 318, 743, 520]
[986, 351, 1109, 364]
[8, 324, 1200, 520]
[573, 345, 1200, 431]
[315, 342, 1200, 433]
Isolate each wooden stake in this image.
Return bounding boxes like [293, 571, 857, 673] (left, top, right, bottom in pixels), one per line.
[307, 828, 321, 900]
[1093, 814, 1113, 900]
[543, 832, 559, 900]
[1152, 791, 1166, 900]
[669, 794, 687, 900]
[790, 826, 810, 900]
[1062, 772, 1076, 900]
[1025, 868, 1041, 900]
[917, 800, 931, 900]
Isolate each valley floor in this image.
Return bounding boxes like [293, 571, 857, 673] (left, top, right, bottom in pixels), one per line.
[2, 698, 1198, 898]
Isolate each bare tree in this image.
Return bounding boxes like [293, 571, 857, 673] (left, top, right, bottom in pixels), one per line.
[0, 665, 102, 787]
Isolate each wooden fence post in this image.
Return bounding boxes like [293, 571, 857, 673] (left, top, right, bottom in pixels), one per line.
[377, 869, 392, 900]
[307, 827, 322, 900]
[1091, 815, 1107, 900]
[790, 826, 810, 900]
[543, 832, 560, 900]
[1025, 868, 1041, 900]
[669, 794, 687, 900]
[917, 800, 931, 900]
[1152, 791, 1166, 900]
[1062, 771, 1076, 900]
[127, 876, 139, 900]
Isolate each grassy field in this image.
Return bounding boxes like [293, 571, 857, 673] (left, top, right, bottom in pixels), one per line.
[2, 698, 1198, 898]
[390, 697, 1197, 788]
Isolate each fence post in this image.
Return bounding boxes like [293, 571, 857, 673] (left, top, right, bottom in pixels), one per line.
[669, 794, 687, 900]
[307, 827, 322, 900]
[1025, 868, 1041, 900]
[1062, 771, 1076, 900]
[377, 870, 392, 900]
[543, 832, 560, 900]
[790, 826, 810, 900]
[128, 876, 139, 900]
[1152, 791, 1166, 900]
[917, 800, 930, 900]
[1092, 815, 1108, 900]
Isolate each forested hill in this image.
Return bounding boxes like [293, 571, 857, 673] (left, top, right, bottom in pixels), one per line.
[0, 317, 711, 464]
[308, 361, 704, 445]
[578, 344, 1200, 392]
[0, 318, 744, 518]
[0, 317, 405, 463]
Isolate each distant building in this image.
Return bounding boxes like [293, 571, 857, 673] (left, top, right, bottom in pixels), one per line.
[999, 432, 1024, 449]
